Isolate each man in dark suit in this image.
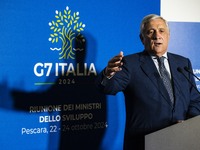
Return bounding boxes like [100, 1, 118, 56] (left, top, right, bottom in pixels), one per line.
[96, 14, 200, 150]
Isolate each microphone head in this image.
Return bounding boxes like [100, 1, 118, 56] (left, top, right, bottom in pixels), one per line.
[177, 67, 183, 73]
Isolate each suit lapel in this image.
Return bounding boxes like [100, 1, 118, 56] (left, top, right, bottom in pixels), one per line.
[167, 53, 182, 106]
[140, 51, 173, 107]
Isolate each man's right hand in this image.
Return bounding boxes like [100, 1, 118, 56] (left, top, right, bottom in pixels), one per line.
[104, 51, 124, 78]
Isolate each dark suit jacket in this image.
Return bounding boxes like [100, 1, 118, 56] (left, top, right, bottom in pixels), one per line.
[96, 50, 200, 150]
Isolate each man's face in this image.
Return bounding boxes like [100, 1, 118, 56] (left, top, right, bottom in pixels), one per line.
[141, 18, 170, 56]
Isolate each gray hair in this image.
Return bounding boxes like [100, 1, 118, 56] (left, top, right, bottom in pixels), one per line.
[140, 14, 169, 36]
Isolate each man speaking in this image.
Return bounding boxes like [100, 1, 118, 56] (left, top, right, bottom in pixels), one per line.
[96, 14, 200, 150]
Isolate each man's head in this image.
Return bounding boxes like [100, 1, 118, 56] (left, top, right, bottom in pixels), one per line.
[139, 14, 170, 57]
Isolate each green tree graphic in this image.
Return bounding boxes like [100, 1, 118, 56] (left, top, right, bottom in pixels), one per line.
[48, 6, 85, 59]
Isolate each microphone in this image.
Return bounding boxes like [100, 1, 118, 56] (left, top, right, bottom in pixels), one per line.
[184, 66, 200, 81]
[177, 67, 200, 94]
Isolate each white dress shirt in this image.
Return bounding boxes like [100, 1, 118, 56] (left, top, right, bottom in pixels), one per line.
[151, 52, 172, 79]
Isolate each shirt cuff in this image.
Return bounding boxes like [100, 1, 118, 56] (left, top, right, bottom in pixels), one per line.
[102, 68, 115, 79]
[101, 69, 114, 86]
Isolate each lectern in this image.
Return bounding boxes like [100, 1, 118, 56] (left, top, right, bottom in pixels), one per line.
[145, 115, 200, 150]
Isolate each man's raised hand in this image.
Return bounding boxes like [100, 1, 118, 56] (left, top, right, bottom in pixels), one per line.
[105, 51, 124, 78]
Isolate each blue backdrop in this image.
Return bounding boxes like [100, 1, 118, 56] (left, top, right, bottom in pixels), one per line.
[1, 0, 199, 150]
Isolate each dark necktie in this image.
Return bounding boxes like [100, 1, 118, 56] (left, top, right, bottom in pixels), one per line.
[157, 56, 174, 104]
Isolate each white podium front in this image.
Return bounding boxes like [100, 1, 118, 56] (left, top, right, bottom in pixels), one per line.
[145, 115, 200, 150]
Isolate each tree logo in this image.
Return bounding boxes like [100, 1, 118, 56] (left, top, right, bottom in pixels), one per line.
[48, 6, 86, 59]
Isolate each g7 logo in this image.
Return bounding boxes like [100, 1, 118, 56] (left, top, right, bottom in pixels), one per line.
[48, 6, 86, 59]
